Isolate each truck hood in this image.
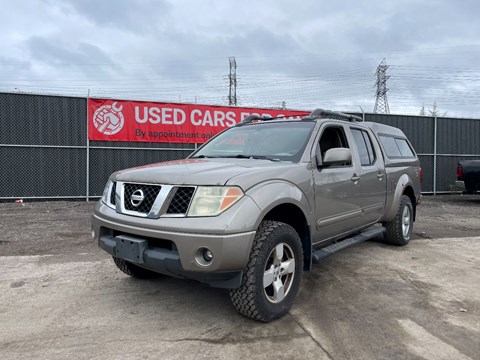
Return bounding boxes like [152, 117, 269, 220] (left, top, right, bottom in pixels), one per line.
[111, 158, 303, 188]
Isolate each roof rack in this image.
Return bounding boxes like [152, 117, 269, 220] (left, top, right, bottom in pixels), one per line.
[237, 109, 362, 127]
[238, 114, 277, 126]
[303, 109, 362, 122]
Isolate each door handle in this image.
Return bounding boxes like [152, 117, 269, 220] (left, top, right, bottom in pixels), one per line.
[377, 172, 385, 179]
[351, 174, 360, 182]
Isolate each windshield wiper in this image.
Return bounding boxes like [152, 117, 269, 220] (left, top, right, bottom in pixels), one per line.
[192, 155, 236, 159]
[246, 155, 281, 162]
[211, 154, 281, 162]
[193, 154, 281, 161]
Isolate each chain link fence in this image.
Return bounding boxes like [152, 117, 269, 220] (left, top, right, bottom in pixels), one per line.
[88, 141, 196, 197]
[1, 92, 479, 200]
[0, 93, 195, 200]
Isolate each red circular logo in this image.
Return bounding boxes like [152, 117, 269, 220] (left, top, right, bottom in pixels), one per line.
[93, 102, 125, 135]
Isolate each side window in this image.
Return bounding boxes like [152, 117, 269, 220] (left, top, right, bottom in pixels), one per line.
[395, 138, 415, 157]
[319, 127, 348, 154]
[362, 132, 376, 163]
[379, 136, 401, 157]
[379, 135, 415, 158]
[318, 126, 350, 166]
[351, 129, 376, 166]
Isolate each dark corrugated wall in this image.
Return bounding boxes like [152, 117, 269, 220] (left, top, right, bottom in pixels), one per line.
[1, 92, 479, 198]
[0, 93, 87, 145]
[89, 146, 195, 196]
[1, 93, 88, 197]
[0, 93, 195, 198]
[436, 117, 480, 191]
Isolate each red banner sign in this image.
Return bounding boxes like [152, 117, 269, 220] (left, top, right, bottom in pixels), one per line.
[88, 98, 308, 143]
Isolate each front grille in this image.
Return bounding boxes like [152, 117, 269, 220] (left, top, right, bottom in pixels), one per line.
[167, 187, 195, 214]
[123, 183, 161, 214]
[110, 182, 117, 206]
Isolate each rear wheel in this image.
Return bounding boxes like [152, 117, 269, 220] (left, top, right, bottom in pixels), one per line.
[113, 257, 159, 279]
[229, 220, 303, 322]
[383, 195, 413, 246]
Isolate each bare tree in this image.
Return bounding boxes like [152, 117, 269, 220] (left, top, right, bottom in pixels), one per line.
[419, 101, 447, 117]
[419, 104, 426, 116]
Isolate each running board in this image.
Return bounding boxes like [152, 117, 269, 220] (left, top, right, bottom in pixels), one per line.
[312, 227, 386, 264]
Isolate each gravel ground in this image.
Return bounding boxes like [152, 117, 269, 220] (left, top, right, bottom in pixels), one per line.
[1, 195, 479, 360]
[414, 194, 480, 239]
[0, 194, 479, 257]
[0, 201, 96, 257]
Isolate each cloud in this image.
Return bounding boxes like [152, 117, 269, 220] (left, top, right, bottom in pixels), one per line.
[24, 36, 119, 84]
[0, 0, 479, 116]
[62, 0, 172, 34]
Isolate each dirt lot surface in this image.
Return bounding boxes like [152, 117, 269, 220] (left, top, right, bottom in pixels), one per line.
[1, 194, 479, 256]
[0, 195, 479, 359]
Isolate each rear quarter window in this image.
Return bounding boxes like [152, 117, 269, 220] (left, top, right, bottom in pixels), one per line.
[395, 138, 415, 157]
[379, 135, 415, 158]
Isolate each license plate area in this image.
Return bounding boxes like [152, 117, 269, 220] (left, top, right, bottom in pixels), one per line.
[115, 235, 147, 264]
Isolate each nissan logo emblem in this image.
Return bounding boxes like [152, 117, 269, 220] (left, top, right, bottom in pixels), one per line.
[130, 189, 145, 207]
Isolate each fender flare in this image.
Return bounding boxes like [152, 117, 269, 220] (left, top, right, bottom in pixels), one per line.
[383, 173, 415, 222]
[246, 180, 312, 228]
[246, 181, 314, 270]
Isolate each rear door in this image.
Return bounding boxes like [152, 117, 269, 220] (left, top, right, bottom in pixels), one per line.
[349, 127, 386, 223]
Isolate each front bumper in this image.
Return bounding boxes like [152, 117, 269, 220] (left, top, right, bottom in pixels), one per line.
[92, 198, 259, 288]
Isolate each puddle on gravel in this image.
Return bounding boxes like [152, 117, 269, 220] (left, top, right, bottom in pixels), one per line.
[10, 281, 25, 288]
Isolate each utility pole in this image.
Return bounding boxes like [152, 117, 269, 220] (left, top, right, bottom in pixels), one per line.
[374, 58, 390, 114]
[228, 57, 237, 106]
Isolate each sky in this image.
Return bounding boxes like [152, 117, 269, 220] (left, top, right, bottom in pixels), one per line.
[1, 0, 480, 118]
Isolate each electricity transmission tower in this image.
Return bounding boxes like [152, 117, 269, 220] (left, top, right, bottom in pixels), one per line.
[374, 59, 390, 114]
[228, 57, 237, 106]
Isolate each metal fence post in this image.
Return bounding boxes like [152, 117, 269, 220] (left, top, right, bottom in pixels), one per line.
[86, 89, 90, 201]
[433, 116, 437, 195]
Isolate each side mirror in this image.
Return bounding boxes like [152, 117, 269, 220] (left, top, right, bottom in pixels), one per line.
[322, 148, 351, 166]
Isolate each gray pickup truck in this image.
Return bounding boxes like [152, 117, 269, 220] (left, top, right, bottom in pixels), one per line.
[92, 109, 422, 322]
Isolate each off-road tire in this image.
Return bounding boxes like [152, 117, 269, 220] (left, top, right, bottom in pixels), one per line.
[229, 220, 303, 322]
[383, 195, 413, 246]
[113, 257, 159, 279]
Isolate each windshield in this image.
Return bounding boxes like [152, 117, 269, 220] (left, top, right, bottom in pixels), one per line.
[192, 121, 315, 162]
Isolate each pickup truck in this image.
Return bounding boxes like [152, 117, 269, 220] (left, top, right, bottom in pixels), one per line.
[92, 109, 422, 322]
[456, 160, 480, 193]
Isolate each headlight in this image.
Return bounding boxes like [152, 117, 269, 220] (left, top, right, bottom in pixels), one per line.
[101, 179, 113, 207]
[187, 186, 244, 217]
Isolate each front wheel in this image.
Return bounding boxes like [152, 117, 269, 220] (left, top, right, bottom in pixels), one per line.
[229, 220, 303, 322]
[383, 195, 414, 246]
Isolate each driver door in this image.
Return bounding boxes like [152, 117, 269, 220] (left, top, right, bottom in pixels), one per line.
[313, 124, 363, 243]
